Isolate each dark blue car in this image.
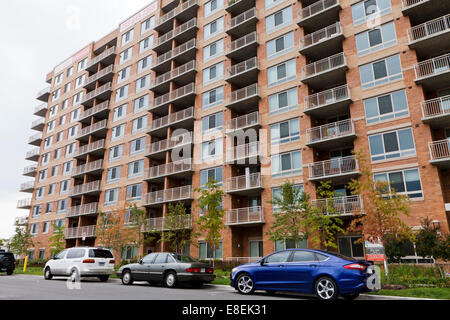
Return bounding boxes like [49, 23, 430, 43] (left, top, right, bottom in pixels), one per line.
[230, 249, 373, 300]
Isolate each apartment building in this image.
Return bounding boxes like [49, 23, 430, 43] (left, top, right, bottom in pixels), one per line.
[17, 0, 450, 263]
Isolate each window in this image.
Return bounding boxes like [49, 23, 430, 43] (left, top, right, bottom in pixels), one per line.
[78, 58, 87, 72]
[54, 219, 65, 229]
[60, 180, 70, 194]
[205, 0, 223, 17]
[30, 224, 39, 235]
[36, 187, 45, 200]
[272, 184, 304, 211]
[138, 55, 152, 73]
[130, 137, 146, 155]
[265, 0, 285, 9]
[44, 136, 53, 149]
[119, 47, 133, 64]
[107, 166, 121, 183]
[266, 251, 291, 263]
[117, 67, 131, 84]
[270, 118, 300, 145]
[356, 21, 397, 56]
[59, 115, 66, 126]
[128, 160, 144, 178]
[56, 131, 64, 142]
[67, 249, 85, 259]
[63, 161, 73, 175]
[204, 39, 224, 62]
[198, 241, 223, 259]
[51, 165, 58, 177]
[68, 126, 78, 139]
[64, 82, 71, 93]
[134, 95, 149, 113]
[41, 153, 50, 165]
[266, 6, 292, 33]
[374, 168, 423, 198]
[52, 89, 61, 102]
[112, 124, 126, 141]
[291, 250, 317, 262]
[268, 59, 296, 87]
[203, 62, 223, 85]
[369, 127, 416, 161]
[113, 104, 127, 122]
[271, 150, 302, 177]
[47, 120, 55, 133]
[73, 92, 83, 105]
[57, 199, 68, 213]
[274, 238, 307, 251]
[71, 108, 80, 122]
[65, 143, 76, 157]
[204, 17, 224, 40]
[132, 116, 147, 133]
[121, 29, 134, 46]
[200, 167, 223, 186]
[54, 73, 63, 85]
[202, 138, 223, 160]
[359, 54, 402, 89]
[38, 169, 47, 182]
[116, 85, 129, 102]
[338, 236, 364, 258]
[76, 75, 85, 88]
[202, 87, 224, 110]
[45, 202, 53, 214]
[126, 184, 142, 201]
[67, 67, 73, 77]
[364, 89, 409, 124]
[202, 112, 223, 134]
[140, 35, 153, 54]
[38, 248, 46, 259]
[121, 246, 137, 260]
[109, 145, 123, 162]
[141, 16, 155, 34]
[32, 204, 42, 217]
[267, 31, 294, 60]
[49, 105, 58, 118]
[48, 184, 56, 196]
[352, 0, 392, 26]
[136, 75, 150, 93]
[105, 188, 119, 206]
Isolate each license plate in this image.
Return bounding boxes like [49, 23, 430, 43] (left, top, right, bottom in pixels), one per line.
[98, 262, 105, 266]
[201, 268, 205, 273]
[0, 268, 6, 271]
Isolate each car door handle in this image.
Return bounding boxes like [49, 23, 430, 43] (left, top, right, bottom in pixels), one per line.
[309, 264, 317, 268]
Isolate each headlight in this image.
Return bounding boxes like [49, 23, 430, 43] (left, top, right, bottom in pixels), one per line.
[232, 268, 238, 273]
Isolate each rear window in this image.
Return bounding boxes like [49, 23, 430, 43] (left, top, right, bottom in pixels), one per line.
[173, 255, 197, 263]
[316, 250, 358, 261]
[89, 249, 113, 258]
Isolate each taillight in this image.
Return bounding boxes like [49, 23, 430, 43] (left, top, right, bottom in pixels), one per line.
[206, 268, 214, 274]
[82, 259, 95, 264]
[186, 268, 201, 273]
[109, 260, 115, 264]
[344, 263, 366, 270]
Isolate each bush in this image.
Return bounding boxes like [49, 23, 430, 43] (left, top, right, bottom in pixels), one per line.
[198, 260, 242, 271]
[119, 258, 138, 268]
[17, 259, 48, 268]
[379, 264, 450, 288]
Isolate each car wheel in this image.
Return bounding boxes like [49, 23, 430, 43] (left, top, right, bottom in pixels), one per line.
[164, 271, 178, 288]
[121, 270, 133, 286]
[98, 275, 109, 282]
[315, 277, 338, 301]
[342, 293, 360, 300]
[236, 273, 255, 295]
[44, 267, 53, 280]
[70, 269, 79, 283]
[6, 269, 14, 276]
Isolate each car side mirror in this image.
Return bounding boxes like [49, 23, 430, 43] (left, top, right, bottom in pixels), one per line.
[139, 259, 144, 264]
[51, 255, 57, 260]
[260, 259, 265, 266]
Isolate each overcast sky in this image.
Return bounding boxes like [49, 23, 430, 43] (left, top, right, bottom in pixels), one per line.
[0, 0, 153, 239]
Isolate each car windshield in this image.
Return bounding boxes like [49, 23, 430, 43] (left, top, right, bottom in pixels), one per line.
[172, 254, 197, 263]
[316, 250, 358, 261]
[89, 249, 113, 258]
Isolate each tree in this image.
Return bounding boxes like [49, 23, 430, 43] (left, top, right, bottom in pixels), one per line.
[49, 223, 66, 256]
[127, 204, 150, 260]
[160, 202, 194, 254]
[347, 149, 414, 284]
[195, 180, 225, 268]
[9, 224, 34, 260]
[436, 233, 450, 261]
[415, 217, 440, 259]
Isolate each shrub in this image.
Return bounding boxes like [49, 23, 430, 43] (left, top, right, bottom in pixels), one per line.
[379, 264, 449, 288]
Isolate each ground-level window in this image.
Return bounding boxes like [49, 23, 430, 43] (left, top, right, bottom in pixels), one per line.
[27, 250, 35, 261]
[249, 240, 263, 258]
[338, 236, 364, 258]
[121, 246, 137, 260]
[38, 249, 46, 260]
[274, 238, 307, 251]
[198, 241, 222, 260]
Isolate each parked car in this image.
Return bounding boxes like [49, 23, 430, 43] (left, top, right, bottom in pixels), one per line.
[44, 247, 115, 282]
[117, 252, 215, 288]
[230, 249, 373, 300]
[0, 251, 15, 275]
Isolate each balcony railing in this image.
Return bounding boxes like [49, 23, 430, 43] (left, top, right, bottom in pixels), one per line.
[304, 85, 351, 112]
[81, 82, 112, 105]
[73, 139, 106, 158]
[28, 133, 42, 145]
[429, 140, 450, 161]
[155, 0, 198, 28]
[64, 225, 97, 239]
[151, 61, 196, 88]
[23, 165, 37, 176]
[300, 22, 342, 50]
[36, 86, 50, 101]
[227, 83, 259, 105]
[312, 195, 364, 216]
[146, 132, 192, 156]
[306, 119, 355, 144]
[226, 57, 258, 79]
[408, 14, 450, 43]
[144, 159, 193, 180]
[79, 101, 110, 122]
[298, 0, 339, 21]
[302, 52, 346, 79]
[76, 119, 108, 139]
[66, 203, 99, 218]
[148, 107, 194, 132]
[153, 39, 196, 68]
[414, 53, 450, 80]
[226, 142, 260, 163]
[150, 83, 195, 110]
[308, 156, 359, 180]
[402, 0, 428, 9]
[20, 181, 34, 192]
[153, 18, 197, 49]
[84, 65, 114, 88]
[31, 118, 45, 130]
[226, 173, 262, 193]
[72, 159, 103, 177]
[226, 111, 259, 133]
[17, 199, 32, 209]
[226, 206, 264, 225]
[142, 186, 193, 206]
[227, 7, 257, 30]
[86, 46, 116, 71]
[421, 95, 450, 119]
[70, 180, 101, 197]
[144, 215, 192, 232]
[34, 103, 47, 116]
[15, 215, 29, 225]
[26, 149, 40, 161]
[226, 31, 257, 54]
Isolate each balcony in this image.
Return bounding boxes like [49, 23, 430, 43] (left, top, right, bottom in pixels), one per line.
[73, 139, 106, 160]
[226, 8, 258, 38]
[308, 156, 360, 183]
[64, 225, 97, 240]
[407, 15, 450, 56]
[226, 173, 263, 196]
[226, 0, 255, 15]
[17, 199, 32, 210]
[299, 22, 344, 60]
[78, 101, 110, 124]
[312, 195, 364, 216]
[303, 85, 352, 118]
[144, 215, 192, 232]
[28, 133, 43, 147]
[147, 107, 194, 137]
[298, 0, 341, 29]
[36, 86, 50, 102]
[66, 203, 99, 218]
[31, 118, 45, 131]
[81, 82, 112, 107]
[76, 119, 108, 142]
[153, 18, 198, 54]
[302, 52, 348, 88]
[414, 53, 450, 90]
[72, 159, 104, 179]
[226, 142, 260, 165]
[161, 0, 180, 12]
[20, 181, 34, 193]
[25, 149, 40, 162]
[70, 180, 102, 197]
[151, 38, 197, 74]
[421, 95, 450, 127]
[429, 140, 450, 168]
[149, 83, 196, 116]
[85, 46, 116, 73]
[34, 103, 47, 117]
[145, 132, 193, 160]
[83, 65, 114, 91]
[306, 119, 356, 149]
[154, 0, 199, 33]
[14, 215, 29, 226]
[402, 0, 448, 23]
[142, 186, 194, 207]
[225, 57, 259, 87]
[226, 83, 260, 112]
[226, 111, 260, 135]
[23, 165, 37, 177]
[226, 32, 258, 62]
[225, 206, 265, 226]
[150, 60, 196, 94]
[144, 159, 193, 182]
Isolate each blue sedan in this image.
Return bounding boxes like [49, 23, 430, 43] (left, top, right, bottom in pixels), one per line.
[230, 249, 373, 300]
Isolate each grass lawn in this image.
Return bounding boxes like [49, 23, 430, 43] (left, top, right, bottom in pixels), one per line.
[14, 267, 44, 276]
[368, 288, 450, 300]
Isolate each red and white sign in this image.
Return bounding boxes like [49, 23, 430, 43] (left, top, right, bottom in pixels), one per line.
[54, 43, 93, 74]
[365, 237, 386, 261]
[120, 1, 158, 32]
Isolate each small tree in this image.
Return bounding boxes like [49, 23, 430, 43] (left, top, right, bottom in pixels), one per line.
[436, 233, 450, 261]
[49, 223, 66, 256]
[161, 202, 193, 254]
[9, 224, 34, 260]
[127, 204, 150, 260]
[195, 180, 225, 268]
[415, 217, 440, 260]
